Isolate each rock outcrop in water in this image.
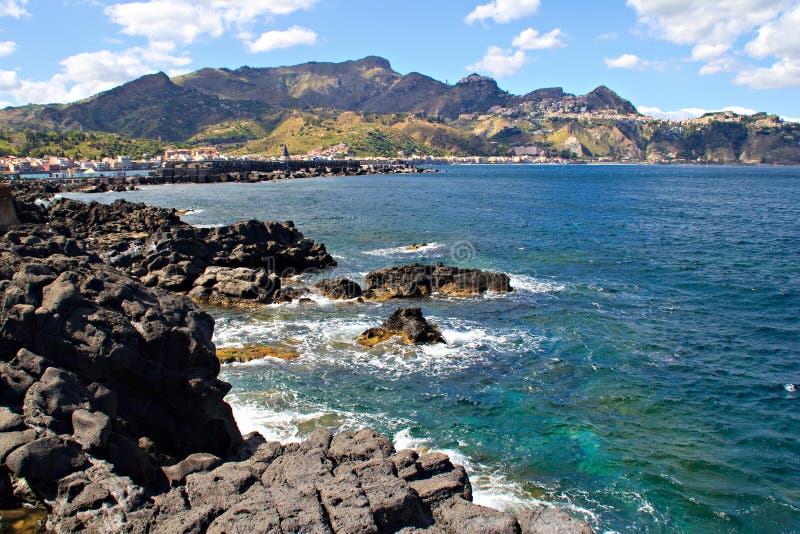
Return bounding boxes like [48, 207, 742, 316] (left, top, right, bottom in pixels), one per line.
[315, 277, 364, 300]
[0, 191, 592, 533]
[358, 307, 445, 347]
[365, 263, 512, 299]
[12, 195, 336, 304]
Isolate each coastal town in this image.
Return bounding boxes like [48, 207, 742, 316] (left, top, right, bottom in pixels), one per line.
[0, 145, 577, 182]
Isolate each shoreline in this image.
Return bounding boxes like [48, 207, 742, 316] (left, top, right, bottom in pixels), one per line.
[0, 186, 593, 532]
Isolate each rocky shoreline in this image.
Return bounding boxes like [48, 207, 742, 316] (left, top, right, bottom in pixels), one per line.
[0, 184, 592, 533]
[24, 161, 437, 197]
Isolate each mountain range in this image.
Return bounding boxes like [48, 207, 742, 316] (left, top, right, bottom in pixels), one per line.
[0, 56, 798, 163]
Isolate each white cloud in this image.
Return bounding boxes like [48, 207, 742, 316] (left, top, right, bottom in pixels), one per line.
[783, 116, 800, 122]
[745, 5, 800, 59]
[466, 0, 540, 24]
[467, 46, 527, 77]
[0, 69, 17, 90]
[627, 0, 800, 85]
[628, 0, 787, 53]
[4, 42, 191, 105]
[691, 43, 729, 62]
[0, 40, 15, 57]
[596, 32, 619, 42]
[106, 0, 318, 46]
[513, 28, 567, 50]
[639, 105, 759, 120]
[724, 106, 759, 115]
[605, 53, 649, 69]
[106, 2, 222, 45]
[698, 56, 737, 75]
[0, 0, 27, 18]
[245, 26, 317, 53]
[735, 58, 800, 88]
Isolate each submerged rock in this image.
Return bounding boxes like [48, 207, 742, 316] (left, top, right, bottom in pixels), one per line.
[358, 307, 445, 347]
[216, 345, 301, 363]
[365, 262, 512, 299]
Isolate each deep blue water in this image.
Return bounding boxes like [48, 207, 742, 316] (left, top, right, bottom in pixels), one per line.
[66, 165, 800, 532]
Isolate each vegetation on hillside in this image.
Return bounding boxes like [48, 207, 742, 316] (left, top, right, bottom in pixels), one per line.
[0, 129, 163, 159]
[191, 110, 505, 157]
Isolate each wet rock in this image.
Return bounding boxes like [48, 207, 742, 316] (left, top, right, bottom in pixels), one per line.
[315, 278, 363, 300]
[358, 307, 445, 347]
[433, 496, 520, 534]
[517, 506, 594, 534]
[365, 263, 512, 299]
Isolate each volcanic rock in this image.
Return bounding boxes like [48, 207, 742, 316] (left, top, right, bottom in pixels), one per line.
[315, 277, 363, 299]
[365, 262, 512, 299]
[358, 307, 445, 347]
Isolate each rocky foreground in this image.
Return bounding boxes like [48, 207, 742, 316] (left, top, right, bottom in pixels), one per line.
[0, 187, 592, 532]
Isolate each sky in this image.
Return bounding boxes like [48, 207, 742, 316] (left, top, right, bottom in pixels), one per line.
[0, 0, 797, 121]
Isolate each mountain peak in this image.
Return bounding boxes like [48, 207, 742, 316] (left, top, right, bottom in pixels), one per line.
[458, 73, 497, 86]
[355, 56, 392, 70]
[119, 71, 175, 92]
[580, 85, 638, 114]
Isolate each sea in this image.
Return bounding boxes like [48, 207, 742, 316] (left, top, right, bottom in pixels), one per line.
[64, 164, 800, 533]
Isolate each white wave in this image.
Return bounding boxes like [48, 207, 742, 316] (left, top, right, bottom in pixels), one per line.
[177, 208, 205, 216]
[213, 311, 541, 379]
[393, 428, 596, 521]
[363, 242, 447, 257]
[228, 396, 320, 443]
[508, 274, 566, 295]
[785, 383, 796, 393]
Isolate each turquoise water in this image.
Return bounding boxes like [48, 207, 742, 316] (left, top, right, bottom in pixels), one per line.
[66, 165, 800, 532]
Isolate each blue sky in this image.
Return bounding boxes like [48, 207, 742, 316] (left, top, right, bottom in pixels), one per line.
[0, 0, 797, 121]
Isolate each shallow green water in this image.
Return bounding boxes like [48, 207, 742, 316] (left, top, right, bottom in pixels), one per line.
[66, 165, 800, 532]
